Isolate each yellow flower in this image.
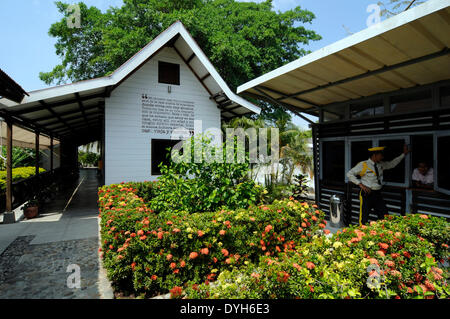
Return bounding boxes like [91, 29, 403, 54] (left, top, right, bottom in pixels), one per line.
[188, 234, 193, 239]
[211, 269, 218, 273]
[333, 241, 343, 249]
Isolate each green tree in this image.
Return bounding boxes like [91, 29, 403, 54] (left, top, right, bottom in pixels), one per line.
[40, 0, 321, 91]
[377, 0, 426, 18]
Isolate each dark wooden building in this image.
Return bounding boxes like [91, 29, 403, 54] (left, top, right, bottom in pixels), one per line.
[237, 0, 450, 223]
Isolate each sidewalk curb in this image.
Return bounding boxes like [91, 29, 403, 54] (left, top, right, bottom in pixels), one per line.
[97, 217, 115, 299]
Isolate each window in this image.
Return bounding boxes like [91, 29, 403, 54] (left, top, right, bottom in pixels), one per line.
[351, 100, 384, 119]
[440, 86, 450, 108]
[379, 139, 406, 184]
[390, 90, 431, 114]
[436, 135, 450, 194]
[350, 140, 373, 168]
[158, 61, 180, 85]
[323, 104, 346, 122]
[151, 139, 182, 175]
[322, 141, 345, 184]
[411, 135, 434, 187]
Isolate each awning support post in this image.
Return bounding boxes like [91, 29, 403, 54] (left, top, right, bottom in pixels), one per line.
[3, 119, 15, 223]
[50, 135, 54, 172]
[35, 131, 40, 176]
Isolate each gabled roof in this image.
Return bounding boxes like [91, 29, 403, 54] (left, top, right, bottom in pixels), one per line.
[237, 0, 450, 116]
[0, 21, 260, 144]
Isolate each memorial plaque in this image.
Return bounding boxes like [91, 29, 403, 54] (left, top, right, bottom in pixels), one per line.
[141, 94, 195, 135]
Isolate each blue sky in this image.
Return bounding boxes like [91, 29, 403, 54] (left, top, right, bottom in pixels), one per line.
[0, 0, 388, 128]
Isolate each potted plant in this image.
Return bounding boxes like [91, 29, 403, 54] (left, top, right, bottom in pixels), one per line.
[22, 199, 39, 219]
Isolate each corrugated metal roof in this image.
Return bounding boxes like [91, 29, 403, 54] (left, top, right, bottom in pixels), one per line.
[237, 0, 450, 116]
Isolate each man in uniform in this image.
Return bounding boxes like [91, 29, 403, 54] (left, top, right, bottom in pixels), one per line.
[347, 145, 410, 226]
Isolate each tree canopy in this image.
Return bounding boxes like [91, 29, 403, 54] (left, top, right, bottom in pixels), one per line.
[377, 0, 427, 18]
[40, 0, 321, 92]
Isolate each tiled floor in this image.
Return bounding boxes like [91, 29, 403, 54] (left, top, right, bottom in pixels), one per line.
[0, 169, 113, 299]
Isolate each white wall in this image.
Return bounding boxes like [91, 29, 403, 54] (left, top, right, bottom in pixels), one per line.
[105, 47, 221, 184]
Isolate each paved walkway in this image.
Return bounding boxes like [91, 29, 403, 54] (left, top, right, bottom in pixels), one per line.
[0, 169, 113, 299]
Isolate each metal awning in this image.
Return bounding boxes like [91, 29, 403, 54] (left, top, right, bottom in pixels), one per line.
[0, 68, 29, 103]
[237, 0, 450, 117]
[0, 121, 60, 150]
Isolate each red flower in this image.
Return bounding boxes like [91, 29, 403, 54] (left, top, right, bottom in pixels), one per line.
[166, 254, 173, 261]
[189, 252, 198, 260]
[265, 225, 273, 233]
[201, 248, 209, 255]
[403, 251, 411, 258]
[180, 260, 186, 268]
[157, 232, 164, 240]
[219, 230, 226, 236]
[170, 262, 176, 269]
[170, 286, 183, 298]
[131, 262, 136, 271]
[306, 262, 315, 270]
[173, 228, 181, 233]
[139, 235, 147, 241]
[197, 230, 204, 237]
[379, 243, 389, 250]
[221, 249, 229, 257]
[151, 275, 157, 280]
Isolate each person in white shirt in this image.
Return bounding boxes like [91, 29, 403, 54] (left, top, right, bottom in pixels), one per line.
[347, 145, 410, 226]
[412, 162, 434, 189]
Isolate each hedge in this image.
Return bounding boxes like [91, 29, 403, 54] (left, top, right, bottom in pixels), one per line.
[0, 167, 46, 191]
[183, 214, 449, 299]
[98, 182, 327, 297]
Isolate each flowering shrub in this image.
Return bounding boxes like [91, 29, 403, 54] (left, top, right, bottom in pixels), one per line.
[98, 183, 326, 296]
[183, 215, 449, 299]
[149, 136, 265, 214]
[0, 167, 46, 191]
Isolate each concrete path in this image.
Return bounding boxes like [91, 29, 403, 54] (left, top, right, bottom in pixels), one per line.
[0, 169, 113, 299]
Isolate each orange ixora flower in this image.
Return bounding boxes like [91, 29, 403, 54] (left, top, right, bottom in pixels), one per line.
[170, 286, 183, 298]
[265, 225, 273, 233]
[306, 262, 315, 270]
[219, 230, 226, 236]
[189, 252, 199, 259]
[221, 249, 229, 257]
[201, 248, 209, 255]
[197, 230, 205, 237]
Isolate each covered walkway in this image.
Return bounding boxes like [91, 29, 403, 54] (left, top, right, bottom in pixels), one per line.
[0, 169, 112, 299]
